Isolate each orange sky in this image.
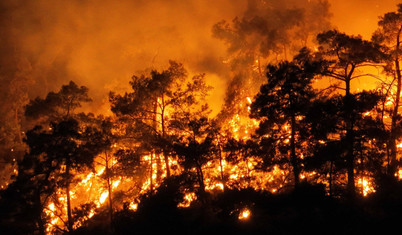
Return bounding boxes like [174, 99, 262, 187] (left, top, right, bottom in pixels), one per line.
[327, 0, 400, 93]
[329, 0, 400, 39]
[2, 0, 401, 115]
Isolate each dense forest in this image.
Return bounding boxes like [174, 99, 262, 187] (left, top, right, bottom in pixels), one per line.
[2, 1, 402, 234]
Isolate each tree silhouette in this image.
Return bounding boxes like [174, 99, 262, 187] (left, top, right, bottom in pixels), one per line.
[173, 117, 215, 197]
[316, 30, 385, 196]
[15, 81, 99, 232]
[110, 61, 211, 182]
[250, 50, 322, 188]
[223, 137, 259, 188]
[25, 81, 92, 123]
[0, 140, 56, 235]
[24, 119, 100, 232]
[81, 116, 118, 229]
[306, 91, 385, 196]
[372, 4, 402, 178]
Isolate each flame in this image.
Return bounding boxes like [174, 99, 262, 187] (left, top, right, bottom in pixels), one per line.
[357, 177, 375, 197]
[238, 208, 251, 220]
[112, 179, 121, 189]
[44, 202, 63, 233]
[99, 191, 109, 204]
[129, 202, 138, 211]
[205, 182, 224, 191]
[363, 111, 371, 116]
[178, 192, 197, 208]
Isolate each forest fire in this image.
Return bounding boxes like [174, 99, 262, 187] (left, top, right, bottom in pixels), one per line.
[2, 0, 402, 234]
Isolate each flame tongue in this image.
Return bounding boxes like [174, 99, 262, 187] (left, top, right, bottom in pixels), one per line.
[238, 208, 251, 220]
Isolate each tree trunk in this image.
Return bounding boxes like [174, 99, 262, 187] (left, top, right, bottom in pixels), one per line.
[161, 94, 171, 178]
[107, 180, 113, 227]
[35, 191, 45, 235]
[345, 77, 356, 197]
[389, 26, 402, 177]
[290, 112, 300, 188]
[346, 132, 356, 197]
[197, 165, 205, 194]
[153, 100, 161, 184]
[150, 152, 154, 194]
[66, 162, 73, 232]
[359, 144, 364, 195]
[105, 152, 113, 228]
[218, 142, 225, 189]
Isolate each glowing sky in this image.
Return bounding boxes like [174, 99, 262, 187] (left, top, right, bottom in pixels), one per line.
[0, 0, 400, 114]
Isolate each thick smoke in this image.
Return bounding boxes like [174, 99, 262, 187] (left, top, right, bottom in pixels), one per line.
[211, 0, 332, 123]
[0, 0, 399, 117]
[0, 0, 243, 114]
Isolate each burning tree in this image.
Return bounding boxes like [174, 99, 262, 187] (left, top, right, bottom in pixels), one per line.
[312, 30, 386, 196]
[109, 61, 212, 192]
[250, 49, 323, 189]
[0, 81, 107, 233]
[213, 0, 331, 137]
[24, 119, 101, 233]
[173, 117, 216, 198]
[372, 4, 402, 179]
[306, 91, 386, 196]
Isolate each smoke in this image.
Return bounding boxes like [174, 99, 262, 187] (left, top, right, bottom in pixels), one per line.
[0, 0, 399, 117]
[0, 0, 243, 114]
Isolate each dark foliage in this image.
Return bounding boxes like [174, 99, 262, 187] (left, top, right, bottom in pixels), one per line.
[70, 180, 402, 235]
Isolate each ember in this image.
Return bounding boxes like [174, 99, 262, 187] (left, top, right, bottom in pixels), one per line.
[238, 208, 251, 220]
